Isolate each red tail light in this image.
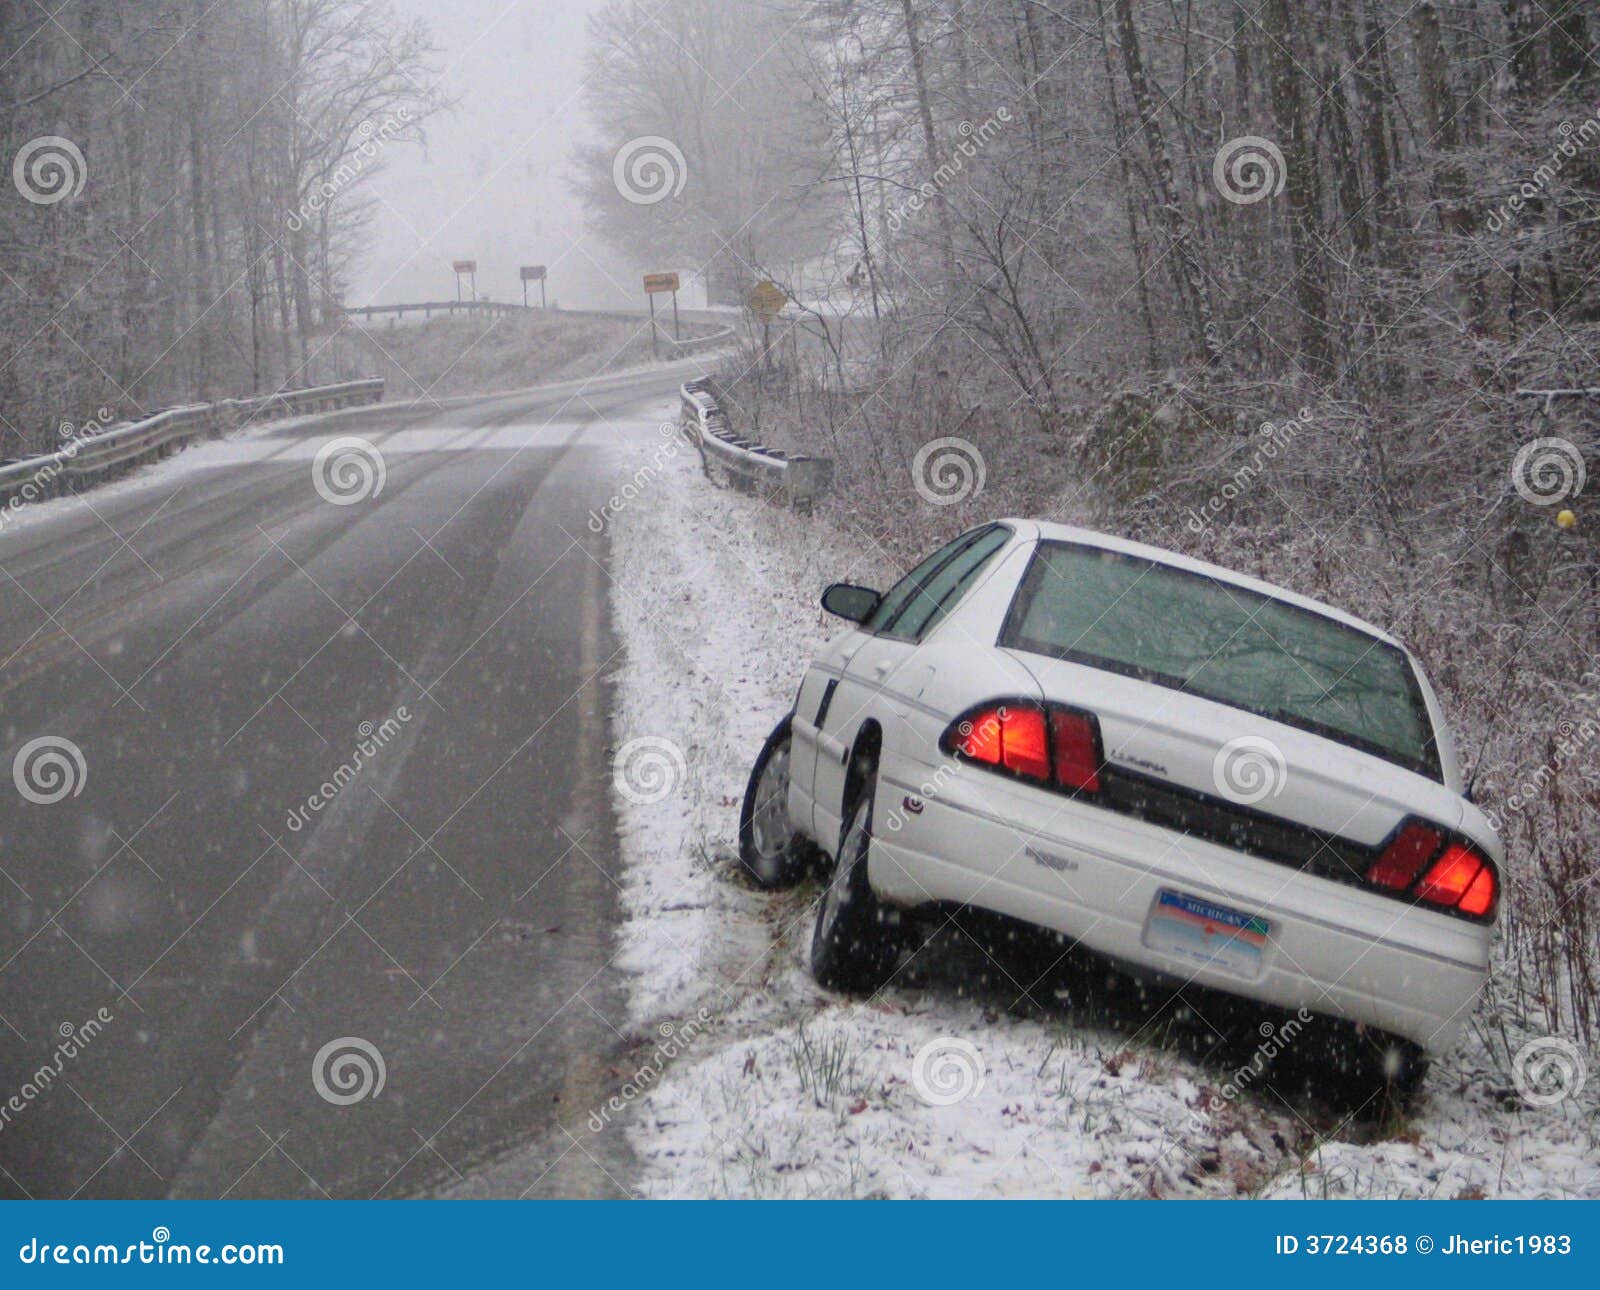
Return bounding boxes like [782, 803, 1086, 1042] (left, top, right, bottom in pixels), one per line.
[1416, 843, 1497, 917]
[1050, 709, 1101, 792]
[945, 702, 1101, 793]
[949, 704, 1049, 779]
[1366, 822, 1442, 891]
[1366, 819, 1498, 920]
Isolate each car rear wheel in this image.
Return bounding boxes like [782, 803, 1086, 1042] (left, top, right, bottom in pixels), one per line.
[738, 715, 818, 889]
[810, 782, 904, 993]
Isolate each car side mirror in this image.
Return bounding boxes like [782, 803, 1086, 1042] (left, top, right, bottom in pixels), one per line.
[821, 583, 881, 624]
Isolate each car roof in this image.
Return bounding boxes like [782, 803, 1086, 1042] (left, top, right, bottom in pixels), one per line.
[1002, 519, 1406, 651]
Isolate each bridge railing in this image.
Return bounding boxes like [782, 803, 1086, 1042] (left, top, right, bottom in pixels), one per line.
[345, 301, 739, 356]
[0, 378, 384, 510]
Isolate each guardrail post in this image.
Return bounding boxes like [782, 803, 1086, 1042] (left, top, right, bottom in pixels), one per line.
[678, 378, 832, 512]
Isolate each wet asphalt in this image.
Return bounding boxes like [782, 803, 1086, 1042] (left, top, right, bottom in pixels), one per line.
[0, 365, 690, 1197]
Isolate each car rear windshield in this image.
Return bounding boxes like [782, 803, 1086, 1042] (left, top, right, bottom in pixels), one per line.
[1001, 542, 1440, 779]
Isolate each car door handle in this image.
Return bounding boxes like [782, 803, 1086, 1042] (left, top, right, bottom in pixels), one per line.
[871, 660, 891, 678]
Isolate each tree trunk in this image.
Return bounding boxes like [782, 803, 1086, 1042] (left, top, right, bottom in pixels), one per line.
[1412, 1, 1490, 338]
[899, 0, 957, 293]
[1264, 0, 1332, 376]
[187, 0, 214, 397]
[1549, 0, 1590, 87]
[1107, 0, 1221, 366]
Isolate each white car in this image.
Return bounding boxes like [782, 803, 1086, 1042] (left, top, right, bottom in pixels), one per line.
[739, 520, 1501, 1097]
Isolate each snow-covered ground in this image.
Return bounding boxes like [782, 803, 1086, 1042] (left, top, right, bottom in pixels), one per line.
[584, 400, 1600, 1200]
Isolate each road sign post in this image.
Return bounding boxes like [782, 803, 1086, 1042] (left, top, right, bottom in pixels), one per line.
[452, 259, 477, 305]
[644, 272, 681, 360]
[521, 265, 548, 310]
[748, 281, 787, 372]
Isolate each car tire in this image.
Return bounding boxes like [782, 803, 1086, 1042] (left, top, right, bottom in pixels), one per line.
[810, 779, 904, 993]
[738, 714, 819, 889]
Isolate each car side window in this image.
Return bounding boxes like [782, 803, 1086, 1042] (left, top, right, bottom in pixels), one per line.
[862, 530, 986, 636]
[885, 526, 1011, 641]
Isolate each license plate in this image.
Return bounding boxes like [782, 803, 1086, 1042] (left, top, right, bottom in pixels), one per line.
[1141, 889, 1270, 980]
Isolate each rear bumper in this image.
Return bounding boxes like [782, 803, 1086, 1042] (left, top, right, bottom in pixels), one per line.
[869, 763, 1491, 1056]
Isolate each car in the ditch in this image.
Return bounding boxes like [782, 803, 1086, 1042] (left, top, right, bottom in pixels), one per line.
[738, 520, 1501, 1100]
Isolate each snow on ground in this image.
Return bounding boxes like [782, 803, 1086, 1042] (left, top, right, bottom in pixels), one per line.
[593, 403, 1600, 1200]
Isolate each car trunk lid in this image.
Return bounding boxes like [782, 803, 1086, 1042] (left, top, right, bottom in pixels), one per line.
[1005, 650, 1465, 860]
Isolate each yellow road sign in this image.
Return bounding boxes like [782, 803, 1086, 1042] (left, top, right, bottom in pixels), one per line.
[748, 281, 787, 319]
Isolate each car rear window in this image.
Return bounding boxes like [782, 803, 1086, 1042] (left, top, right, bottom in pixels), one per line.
[1001, 542, 1440, 779]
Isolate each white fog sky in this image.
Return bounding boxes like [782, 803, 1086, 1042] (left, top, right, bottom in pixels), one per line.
[354, 0, 640, 311]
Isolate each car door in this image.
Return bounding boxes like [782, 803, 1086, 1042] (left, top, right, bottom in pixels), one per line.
[808, 527, 1011, 848]
[791, 533, 978, 837]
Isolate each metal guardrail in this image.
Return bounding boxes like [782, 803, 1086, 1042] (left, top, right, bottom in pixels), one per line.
[660, 322, 738, 356]
[0, 378, 385, 508]
[346, 301, 738, 356]
[679, 378, 833, 512]
[344, 300, 526, 322]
